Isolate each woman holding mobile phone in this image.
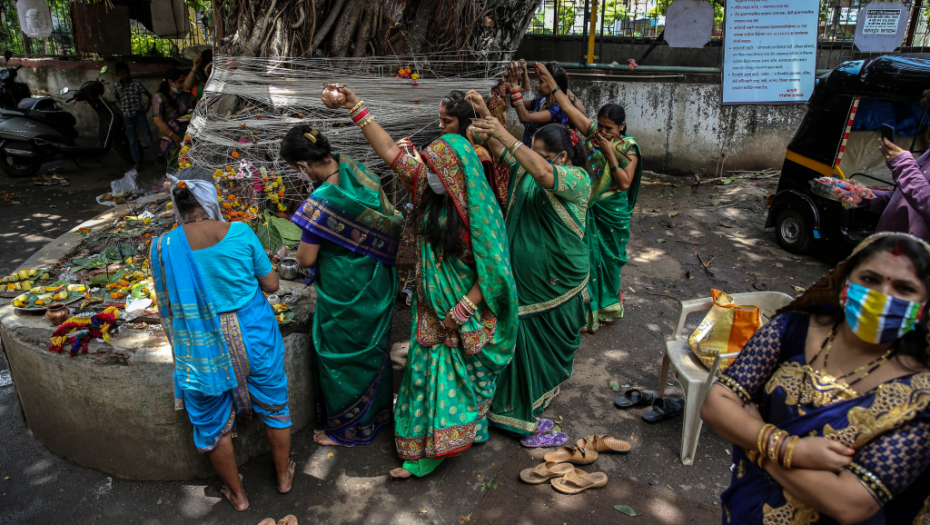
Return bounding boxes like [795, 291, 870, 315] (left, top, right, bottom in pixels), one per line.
[870, 96, 930, 244]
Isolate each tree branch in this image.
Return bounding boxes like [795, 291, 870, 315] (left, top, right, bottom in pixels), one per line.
[310, 0, 350, 54]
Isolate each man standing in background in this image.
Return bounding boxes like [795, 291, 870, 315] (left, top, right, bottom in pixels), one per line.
[114, 62, 161, 170]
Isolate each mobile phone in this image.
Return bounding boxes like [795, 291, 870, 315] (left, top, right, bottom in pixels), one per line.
[881, 124, 895, 143]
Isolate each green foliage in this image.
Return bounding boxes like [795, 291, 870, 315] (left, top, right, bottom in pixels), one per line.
[602, 0, 630, 26]
[557, 0, 578, 34]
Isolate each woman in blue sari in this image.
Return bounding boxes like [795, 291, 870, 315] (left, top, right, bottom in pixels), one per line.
[151, 167, 294, 512]
[702, 232, 930, 524]
[279, 124, 402, 448]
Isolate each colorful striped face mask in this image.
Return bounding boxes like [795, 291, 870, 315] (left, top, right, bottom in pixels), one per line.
[840, 281, 925, 344]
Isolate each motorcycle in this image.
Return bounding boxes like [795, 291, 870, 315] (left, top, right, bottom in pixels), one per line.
[0, 65, 133, 177]
[0, 50, 31, 109]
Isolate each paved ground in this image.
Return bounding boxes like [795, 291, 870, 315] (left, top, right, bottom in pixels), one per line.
[0, 154, 834, 525]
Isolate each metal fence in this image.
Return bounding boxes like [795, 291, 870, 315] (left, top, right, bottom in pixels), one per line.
[525, 0, 930, 69]
[0, 0, 211, 58]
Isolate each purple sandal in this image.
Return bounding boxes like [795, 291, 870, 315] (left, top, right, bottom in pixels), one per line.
[534, 418, 555, 435]
[521, 431, 569, 448]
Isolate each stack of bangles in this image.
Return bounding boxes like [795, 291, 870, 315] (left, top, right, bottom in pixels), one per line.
[349, 101, 375, 129]
[510, 89, 523, 107]
[747, 423, 800, 469]
[507, 138, 523, 157]
[447, 295, 478, 326]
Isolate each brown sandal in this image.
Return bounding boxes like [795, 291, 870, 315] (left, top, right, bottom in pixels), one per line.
[519, 461, 575, 484]
[550, 468, 608, 494]
[543, 446, 598, 465]
[576, 434, 631, 454]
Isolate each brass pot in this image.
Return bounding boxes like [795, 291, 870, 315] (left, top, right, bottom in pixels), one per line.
[45, 303, 70, 326]
[466, 124, 490, 147]
[321, 83, 346, 109]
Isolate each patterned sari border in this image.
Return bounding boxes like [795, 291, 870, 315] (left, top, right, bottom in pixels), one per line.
[395, 401, 490, 460]
[293, 199, 399, 265]
[518, 275, 589, 318]
[545, 189, 585, 239]
[220, 311, 252, 419]
[197, 407, 237, 453]
[325, 354, 389, 432]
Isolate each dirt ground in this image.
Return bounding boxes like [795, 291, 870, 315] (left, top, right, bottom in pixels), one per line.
[0, 154, 834, 525]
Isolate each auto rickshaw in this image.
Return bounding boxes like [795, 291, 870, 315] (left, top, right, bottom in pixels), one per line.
[765, 53, 930, 254]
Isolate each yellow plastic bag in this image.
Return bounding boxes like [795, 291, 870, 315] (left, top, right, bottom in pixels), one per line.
[688, 289, 762, 369]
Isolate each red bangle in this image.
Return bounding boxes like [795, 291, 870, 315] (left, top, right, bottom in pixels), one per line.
[352, 108, 370, 123]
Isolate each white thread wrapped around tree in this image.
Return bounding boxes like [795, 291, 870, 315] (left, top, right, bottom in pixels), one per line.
[184, 53, 510, 210]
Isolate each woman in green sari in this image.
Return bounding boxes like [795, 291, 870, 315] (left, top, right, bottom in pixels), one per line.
[280, 124, 403, 447]
[468, 91, 591, 446]
[537, 63, 642, 333]
[332, 86, 519, 478]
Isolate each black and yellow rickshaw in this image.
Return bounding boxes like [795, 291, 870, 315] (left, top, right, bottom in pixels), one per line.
[766, 54, 930, 254]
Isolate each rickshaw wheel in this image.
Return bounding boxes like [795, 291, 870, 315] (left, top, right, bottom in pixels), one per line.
[775, 209, 811, 254]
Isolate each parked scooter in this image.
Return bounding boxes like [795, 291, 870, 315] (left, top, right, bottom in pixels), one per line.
[0, 51, 31, 109]
[0, 65, 132, 177]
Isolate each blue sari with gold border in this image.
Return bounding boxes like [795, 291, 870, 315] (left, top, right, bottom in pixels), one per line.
[717, 311, 930, 524]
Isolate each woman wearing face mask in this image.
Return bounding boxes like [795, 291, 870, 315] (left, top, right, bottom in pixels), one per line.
[279, 124, 403, 448]
[537, 63, 641, 333]
[701, 232, 930, 525]
[152, 68, 193, 170]
[332, 85, 519, 479]
[509, 61, 572, 147]
[397, 90, 511, 209]
[469, 100, 593, 447]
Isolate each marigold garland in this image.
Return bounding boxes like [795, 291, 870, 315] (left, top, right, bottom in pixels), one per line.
[49, 307, 120, 356]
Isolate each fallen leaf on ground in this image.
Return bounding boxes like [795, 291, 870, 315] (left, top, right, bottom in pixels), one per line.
[609, 380, 620, 391]
[686, 271, 694, 280]
[327, 452, 334, 457]
[656, 239, 666, 243]
[775, 263, 784, 268]
[720, 222, 732, 228]
[667, 484, 674, 491]
[667, 211, 680, 217]
[614, 505, 638, 516]
[793, 285, 806, 292]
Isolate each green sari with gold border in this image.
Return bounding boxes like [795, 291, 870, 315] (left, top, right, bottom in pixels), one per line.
[290, 153, 402, 445]
[389, 135, 518, 475]
[581, 122, 642, 333]
[488, 152, 591, 435]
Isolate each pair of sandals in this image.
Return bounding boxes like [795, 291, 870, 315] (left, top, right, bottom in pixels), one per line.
[33, 173, 69, 186]
[614, 388, 684, 423]
[520, 417, 569, 448]
[520, 435, 629, 494]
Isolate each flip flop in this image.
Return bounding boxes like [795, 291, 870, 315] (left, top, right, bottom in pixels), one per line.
[519, 461, 574, 484]
[534, 417, 555, 435]
[614, 388, 656, 409]
[543, 446, 598, 465]
[550, 469, 608, 494]
[521, 431, 569, 448]
[576, 434, 631, 454]
[642, 397, 684, 423]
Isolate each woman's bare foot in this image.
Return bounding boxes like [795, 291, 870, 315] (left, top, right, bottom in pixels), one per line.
[277, 459, 297, 494]
[313, 430, 350, 447]
[277, 516, 298, 525]
[220, 474, 249, 511]
[389, 468, 413, 479]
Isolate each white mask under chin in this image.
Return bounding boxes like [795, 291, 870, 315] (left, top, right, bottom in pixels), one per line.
[296, 167, 312, 183]
[427, 170, 447, 195]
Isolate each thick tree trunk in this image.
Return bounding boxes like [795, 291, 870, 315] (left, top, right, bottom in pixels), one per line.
[215, 0, 540, 58]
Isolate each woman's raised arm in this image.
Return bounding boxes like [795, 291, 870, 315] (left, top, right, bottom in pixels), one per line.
[537, 62, 592, 133]
[471, 115, 555, 190]
[337, 86, 401, 165]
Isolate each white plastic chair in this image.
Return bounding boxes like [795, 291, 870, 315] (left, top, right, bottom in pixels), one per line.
[656, 291, 794, 465]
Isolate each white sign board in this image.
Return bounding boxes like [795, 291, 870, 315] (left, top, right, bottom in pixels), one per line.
[15, 0, 53, 38]
[722, 0, 819, 105]
[854, 3, 908, 53]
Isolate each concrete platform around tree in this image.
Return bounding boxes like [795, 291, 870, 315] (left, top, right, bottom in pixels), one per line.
[0, 196, 315, 481]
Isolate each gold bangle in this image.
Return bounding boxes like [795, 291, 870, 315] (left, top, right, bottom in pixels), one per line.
[756, 424, 775, 457]
[358, 115, 375, 129]
[460, 295, 477, 312]
[783, 436, 799, 469]
[507, 138, 522, 156]
[768, 430, 788, 462]
[349, 100, 364, 115]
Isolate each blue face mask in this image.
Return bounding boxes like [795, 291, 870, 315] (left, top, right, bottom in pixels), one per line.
[171, 86, 180, 94]
[840, 280, 925, 344]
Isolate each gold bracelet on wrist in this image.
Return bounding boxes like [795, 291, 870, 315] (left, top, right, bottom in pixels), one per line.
[783, 436, 799, 469]
[460, 295, 477, 312]
[349, 100, 364, 115]
[358, 115, 375, 129]
[757, 424, 776, 457]
[768, 430, 788, 462]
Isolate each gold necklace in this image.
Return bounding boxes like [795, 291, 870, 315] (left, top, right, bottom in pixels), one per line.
[184, 217, 211, 224]
[820, 326, 894, 384]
